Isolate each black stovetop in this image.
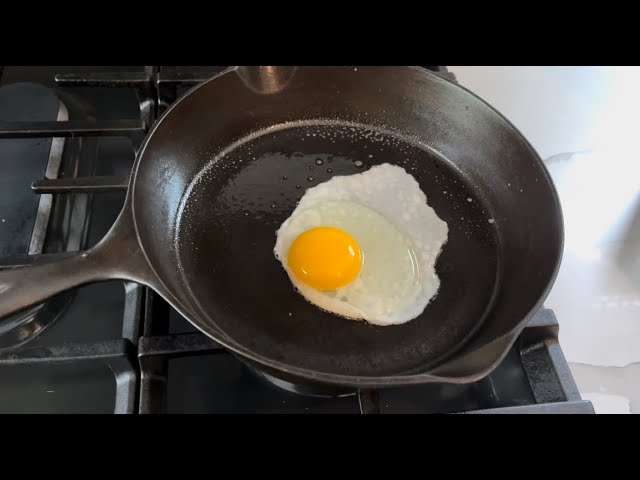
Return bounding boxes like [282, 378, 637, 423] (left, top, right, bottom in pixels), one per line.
[0, 66, 594, 414]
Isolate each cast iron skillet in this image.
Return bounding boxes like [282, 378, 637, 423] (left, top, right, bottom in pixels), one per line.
[0, 66, 563, 388]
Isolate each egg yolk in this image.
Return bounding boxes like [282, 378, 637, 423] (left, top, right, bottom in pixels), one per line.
[287, 226, 362, 291]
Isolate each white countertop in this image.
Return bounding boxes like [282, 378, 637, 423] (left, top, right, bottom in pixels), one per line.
[448, 66, 640, 414]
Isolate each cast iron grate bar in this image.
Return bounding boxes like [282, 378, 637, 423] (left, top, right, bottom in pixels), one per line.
[518, 308, 584, 403]
[142, 287, 170, 337]
[520, 308, 560, 345]
[55, 72, 150, 87]
[139, 333, 225, 358]
[358, 389, 381, 414]
[0, 339, 138, 414]
[55, 67, 216, 130]
[0, 338, 132, 365]
[138, 289, 171, 414]
[463, 401, 595, 414]
[122, 282, 144, 344]
[54, 68, 216, 89]
[544, 342, 582, 401]
[0, 120, 144, 139]
[32, 175, 129, 194]
[157, 70, 219, 86]
[57, 67, 158, 131]
[137, 329, 225, 414]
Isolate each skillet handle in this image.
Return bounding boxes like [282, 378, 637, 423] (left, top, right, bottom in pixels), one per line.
[0, 209, 153, 321]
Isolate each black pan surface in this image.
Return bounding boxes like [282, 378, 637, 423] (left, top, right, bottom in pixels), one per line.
[175, 121, 499, 376]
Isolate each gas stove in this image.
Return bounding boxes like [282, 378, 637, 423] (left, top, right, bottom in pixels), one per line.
[0, 66, 594, 414]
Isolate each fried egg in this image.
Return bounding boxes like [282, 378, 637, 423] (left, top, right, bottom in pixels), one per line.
[274, 163, 448, 326]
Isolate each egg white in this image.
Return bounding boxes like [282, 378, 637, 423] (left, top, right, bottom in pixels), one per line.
[274, 163, 448, 326]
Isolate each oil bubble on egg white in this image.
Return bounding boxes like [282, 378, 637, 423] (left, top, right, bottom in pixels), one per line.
[274, 163, 449, 326]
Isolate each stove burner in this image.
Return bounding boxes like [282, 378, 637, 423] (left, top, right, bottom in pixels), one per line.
[0, 83, 101, 350]
[249, 366, 357, 398]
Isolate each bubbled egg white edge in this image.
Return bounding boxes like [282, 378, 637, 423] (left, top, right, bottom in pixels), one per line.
[273, 163, 449, 326]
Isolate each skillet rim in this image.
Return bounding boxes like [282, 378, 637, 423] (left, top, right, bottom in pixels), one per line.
[128, 66, 565, 386]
